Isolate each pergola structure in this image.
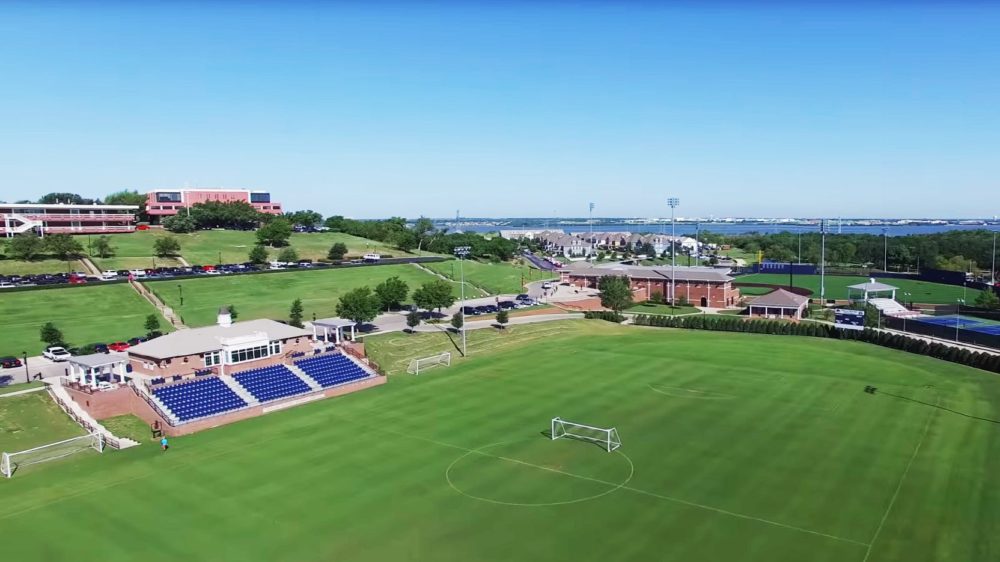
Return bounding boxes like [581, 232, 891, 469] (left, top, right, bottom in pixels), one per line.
[66, 353, 131, 389]
[747, 289, 810, 320]
[311, 317, 356, 344]
[847, 279, 899, 302]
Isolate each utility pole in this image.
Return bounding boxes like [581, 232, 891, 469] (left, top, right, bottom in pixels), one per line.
[992, 231, 997, 285]
[820, 219, 827, 304]
[454, 246, 470, 357]
[588, 202, 595, 237]
[797, 230, 801, 264]
[695, 221, 700, 266]
[668, 198, 679, 310]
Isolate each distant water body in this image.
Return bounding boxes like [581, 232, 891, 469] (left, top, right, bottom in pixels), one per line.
[448, 223, 1000, 237]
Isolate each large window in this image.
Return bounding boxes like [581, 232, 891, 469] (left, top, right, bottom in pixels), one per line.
[204, 351, 221, 367]
[250, 192, 271, 203]
[228, 344, 270, 365]
[156, 192, 182, 203]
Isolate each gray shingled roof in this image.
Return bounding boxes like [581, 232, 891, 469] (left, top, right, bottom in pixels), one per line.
[128, 319, 311, 359]
[69, 352, 129, 369]
[559, 262, 733, 282]
[748, 288, 809, 308]
[847, 281, 899, 292]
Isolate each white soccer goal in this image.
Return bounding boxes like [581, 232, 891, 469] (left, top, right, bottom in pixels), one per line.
[406, 352, 452, 375]
[551, 417, 622, 452]
[1, 432, 105, 478]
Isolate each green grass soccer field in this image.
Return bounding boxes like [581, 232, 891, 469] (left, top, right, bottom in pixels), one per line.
[147, 264, 457, 327]
[0, 284, 168, 357]
[737, 273, 982, 304]
[424, 259, 556, 296]
[3, 321, 999, 561]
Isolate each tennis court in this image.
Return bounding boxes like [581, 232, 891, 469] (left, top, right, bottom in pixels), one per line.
[913, 314, 1000, 335]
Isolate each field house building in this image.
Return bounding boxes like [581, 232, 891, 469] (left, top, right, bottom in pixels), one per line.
[746, 288, 810, 320]
[146, 188, 282, 219]
[559, 262, 740, 307]
[1, 202, 139, 237]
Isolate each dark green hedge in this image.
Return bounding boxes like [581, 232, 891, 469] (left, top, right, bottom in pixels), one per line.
[583, 311, 625, 323]
[630, 314, 1000, 375]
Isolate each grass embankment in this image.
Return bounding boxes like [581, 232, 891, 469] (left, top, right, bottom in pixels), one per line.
[0, 284, 166, 357]
[737, 273, 981, 304]
[100, 415, 155, 443]
[148, 264, 453, 327]
[2, 321, 999, 560]
[0, 391, 84, 454]
[0, 382, 45, 396]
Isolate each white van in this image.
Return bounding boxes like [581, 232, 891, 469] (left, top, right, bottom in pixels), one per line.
[128, 269, 147, 278]
[101, 270, 118, 280]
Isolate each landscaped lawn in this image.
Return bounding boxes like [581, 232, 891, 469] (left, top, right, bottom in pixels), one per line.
[99, 415, 154, 443]
[0, 284, 167, 357]
[78, 229, 436, 271]
[3, 321, 999, 561]
[147, 264, 453, 327]
[0, 258, 88, 276]
[737, 273, 982, 304]
[0, 391, 85, 454]
[424, 259, 555, 296]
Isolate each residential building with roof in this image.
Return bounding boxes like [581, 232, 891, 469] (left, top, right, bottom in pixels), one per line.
[1, 202, 139, 237]
[145, 188, 282, 219]
[558, 262, 741, 307]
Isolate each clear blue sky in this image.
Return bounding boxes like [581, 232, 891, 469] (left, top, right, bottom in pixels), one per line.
[1, 2, 998, 219]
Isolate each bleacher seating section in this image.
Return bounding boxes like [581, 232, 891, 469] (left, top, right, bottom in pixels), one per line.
[295, 354, 371, 388]
[233, 364, 311, 403]
[869, 298, 921, 318]
[153, 377, 248, 422]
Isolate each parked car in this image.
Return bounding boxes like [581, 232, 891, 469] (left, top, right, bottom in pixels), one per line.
[0, 356, 23, 368]
[127, 337, 147, 346]
[0, 281, 16, 289]
[128, 269, 146, 278]
[92, 343, 110, 354]
[68, 274, 88, 285]
[541, 282, 554, 289]
[101, 270, 118, 280]
[107, 342, 130, 352]
[498, 300, 516, 310]
[462, 306, 479, 316]
[473, 306, 489, 315]
[43, 346, 72, 362]
[483, 305, 499, 314]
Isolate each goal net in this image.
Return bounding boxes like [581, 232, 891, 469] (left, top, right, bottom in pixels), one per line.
[1, 432, 104, 478]
[551, 417, 621, 452]
[406, 352, 452, 375]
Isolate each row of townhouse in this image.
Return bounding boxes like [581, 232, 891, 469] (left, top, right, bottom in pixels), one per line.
[530, 230, 706, 259]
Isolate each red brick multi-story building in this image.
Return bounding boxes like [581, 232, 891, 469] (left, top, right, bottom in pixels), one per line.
[145, 188, 282, 219]
[1, 202, 138, 237]
[559, 263, 741, 308]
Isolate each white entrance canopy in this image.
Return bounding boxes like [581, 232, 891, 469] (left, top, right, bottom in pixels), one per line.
[847, 279, 899, 302]
[311, 317, 356, 344]
[67, 353, 130, 388]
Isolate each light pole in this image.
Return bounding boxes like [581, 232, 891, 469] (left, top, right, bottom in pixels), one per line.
[882, 227, 888, 272]
[177, 284, 184, 307]
[588, 202, 595, 237]
[992, 231, 997, 285]
[668, 198, 679, 310]
[454, 246, 470, 357]
[797, 230, 801, 264]
[956, 298, 965, 342]
[22, 351, 29, 384]
[820, 219, 827, 305]
[902, 292, 911, 333]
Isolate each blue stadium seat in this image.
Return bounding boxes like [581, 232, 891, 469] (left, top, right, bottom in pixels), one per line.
[294, 354, 371, 388]
[152, 377, 248, 422]
[232, 365, 311, 403]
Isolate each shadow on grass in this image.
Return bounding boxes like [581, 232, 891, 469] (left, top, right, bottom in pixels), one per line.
[879, 390, 1000, 425]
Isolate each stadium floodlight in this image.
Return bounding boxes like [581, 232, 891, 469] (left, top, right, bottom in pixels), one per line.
[956, 298, 965, 342]
[454, 246, 471, 357]
[2, 432, 104, 478]
[882, 227, 889, 272]
[407, 352, 452, 375]
[667, 198, 679, 311]
[551, 417, 621, 452]
[820, 219, 827, 303]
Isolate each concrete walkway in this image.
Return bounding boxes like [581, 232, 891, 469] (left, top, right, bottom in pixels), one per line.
[0, 385, 46, 398]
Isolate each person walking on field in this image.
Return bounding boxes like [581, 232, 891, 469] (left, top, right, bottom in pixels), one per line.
[161, 436, 169, 452]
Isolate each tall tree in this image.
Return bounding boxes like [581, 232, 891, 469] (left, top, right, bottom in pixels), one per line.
[327, 242, 348, 261]
[37, 192, 95, 205]
[8, 232, 44, 260]
[413, 280, 456, 312]
[40, 322, 65, 347]
[598, 275, 633, 313]
[975, 289, 1000, 310]
[289, 298, 305, 328]
[285, 210, 323, 227]
[189, 200, 261, 230]
[450, 310, 464, 331]
[153, 236, 181, 257]
[162, 214, 197, 233]
[256, 217, 293, 247]
[144, 314, 162, 337]
[336, 287, 382, 326]
[248, 244, 269, 265]
[104, 189, 148, 222]
[277, 247, 299, 263]
[92, 235, 116, 258]
[496, 309, 510, 330]
[45, 234, 85, 260]
[374, 276, 409, 311]
[228, 304, 239, 320]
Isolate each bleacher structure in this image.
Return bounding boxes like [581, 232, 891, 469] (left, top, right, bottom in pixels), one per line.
[869, 298, 921, 318]
[152, 377, 248, 422]
[233, 364, 311, 403]
[147, 352, 376, 425]
[294, 353, 373, 388]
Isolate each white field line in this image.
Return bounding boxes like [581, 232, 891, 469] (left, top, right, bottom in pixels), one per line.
[337, 416, 869, 548]
[861, 399, 937, 562]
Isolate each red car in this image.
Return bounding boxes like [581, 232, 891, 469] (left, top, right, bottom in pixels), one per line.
[0, 356, 23, 368]
[68, 274, 88, 285]
[107, 342, 130, 352]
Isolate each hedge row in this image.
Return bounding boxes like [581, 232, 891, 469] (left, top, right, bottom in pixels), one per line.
[630, 314, 1000, 375]
[583, 311, 626, 323]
